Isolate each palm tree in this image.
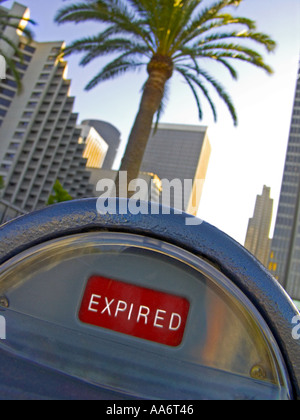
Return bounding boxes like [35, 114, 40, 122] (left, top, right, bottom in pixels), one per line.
[55, 0, 276, 191]
[0, 0, 35, 92]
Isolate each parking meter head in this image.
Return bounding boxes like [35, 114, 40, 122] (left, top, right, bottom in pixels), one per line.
[0, 198, 299, 400]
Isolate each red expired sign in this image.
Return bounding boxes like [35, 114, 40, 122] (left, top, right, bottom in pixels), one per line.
[79, 276, 190, 347]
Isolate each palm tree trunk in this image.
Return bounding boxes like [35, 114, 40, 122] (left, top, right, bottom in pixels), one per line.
[117, 57, 173, 197]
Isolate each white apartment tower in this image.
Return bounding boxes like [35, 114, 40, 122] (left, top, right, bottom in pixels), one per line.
[0, 3, 93, 222]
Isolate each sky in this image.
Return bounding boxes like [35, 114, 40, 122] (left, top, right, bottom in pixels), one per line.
[4, 0, 300, 245]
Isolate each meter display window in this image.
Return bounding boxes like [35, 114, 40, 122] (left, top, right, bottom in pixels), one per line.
[0, 232, 292, 400]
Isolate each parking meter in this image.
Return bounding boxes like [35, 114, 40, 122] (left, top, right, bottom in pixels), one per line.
[0, 198, 299, 400]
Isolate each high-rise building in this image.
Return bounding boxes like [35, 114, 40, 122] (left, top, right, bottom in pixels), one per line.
[0, 2, 30, 59]
[77, 124, 108, 169]
[140, 123, 211, 215]
[244, 185, 273, 267]
[269, 61, 300, 299]
[0, 3, 94, 223]
[81, 119, 121, 170]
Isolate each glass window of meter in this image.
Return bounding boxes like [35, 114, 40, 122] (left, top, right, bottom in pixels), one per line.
[0, 232, 292, 400]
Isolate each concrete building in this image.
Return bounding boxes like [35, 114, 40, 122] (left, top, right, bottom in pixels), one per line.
[244, 185, 273, 267]
[0, 197, 25, 224]
[269, 61, 300, 300]
[0, 3, 94, 222]
[140, 123, 211, 215]
[0, 2, 30, 59]
[81, 119, 121, 170]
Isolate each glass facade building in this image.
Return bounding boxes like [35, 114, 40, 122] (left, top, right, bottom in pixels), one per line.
[269, 62, 300, 299]
[140, 123, 211, 215]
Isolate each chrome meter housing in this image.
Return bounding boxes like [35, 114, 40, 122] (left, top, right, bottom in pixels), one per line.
[0, 199, 299, 400]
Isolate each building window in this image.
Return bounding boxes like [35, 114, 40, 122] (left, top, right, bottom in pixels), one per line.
[18, 121, 29, 129]
[23, 111, 33, 118]
[39, 73, 49, 80]
[23, 54, 33, 63]
[31, 92, 42, 99]
[1, 163, 11, 171]
[35, 82, 46, 89]
[9, 142, 20, 150]
[3, 79, 18, 89]
[19, 43, 36, 54]
[15, 62, 28, 71]
[0, 97, 11, 107]
[5, 68, 24, 79]
[51, 47, 61, 54]
[27, 101, 37, 109]
[13, 131, 25, 139]
[4, 153, 15, 161]
[43, 64, 53, 70]
[0, 88, 15, 98]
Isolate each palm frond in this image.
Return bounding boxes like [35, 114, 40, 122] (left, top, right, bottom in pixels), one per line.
[216, 57, 239, 79]
[181, 63, 238, 125]
[0, 33, 25, 62]
[60, 30, 116, 57]
[80, 41, 149, 66]
[173, 7, 258, 50]
[174, 42, 274, 75]
[0, 53, 22, 92]
[194, 30, 276, 53]
[55, 1, 108, 24]
[176, 67, 204, 120]
[85, 55, 144, 90]
[184, 0, 243, 33]
[202, 49, 274, 74]
[176, 65, 219, 122]
[55, 0, 154, 51]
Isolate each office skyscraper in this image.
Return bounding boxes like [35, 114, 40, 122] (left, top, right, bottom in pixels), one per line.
[140, 123, 211, 215]
[269, 62, 300, 299]
[81, 120, 121, 170]
[244, 185, 273, 267]
[78, 124, 108, 169]
[0, 3, 93, 223]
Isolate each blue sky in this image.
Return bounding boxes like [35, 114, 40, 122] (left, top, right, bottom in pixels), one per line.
[4, 0, 300, 244]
